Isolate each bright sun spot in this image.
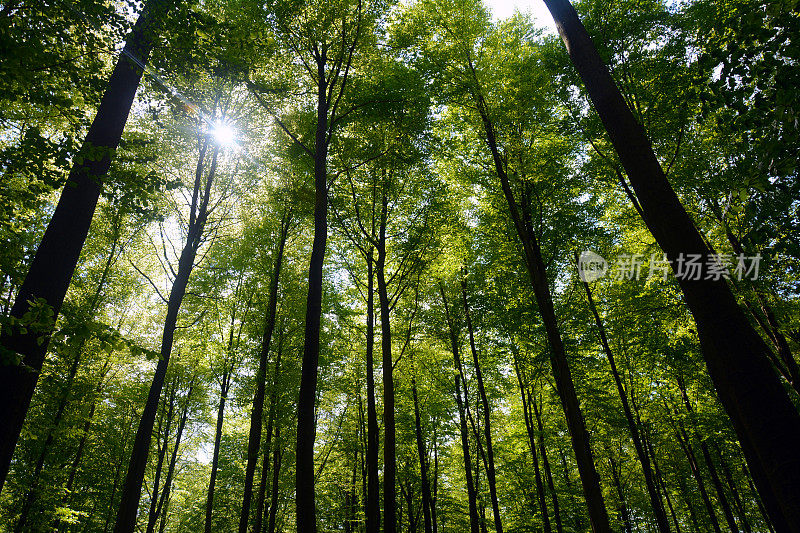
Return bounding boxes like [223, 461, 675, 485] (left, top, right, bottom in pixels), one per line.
[210, 120, 237, 148]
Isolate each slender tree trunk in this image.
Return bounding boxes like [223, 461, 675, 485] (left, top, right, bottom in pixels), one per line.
[714, 444, 752, 533]
[102, 411, 135, 533]
[743, 465, 775, 533]
[113, 143, 219, 533]
[145, 379, 178, 533]
[642, 427, 682, 533]
[0, 0, 173, 491]
[365, 247, 381, 533]
[675, 377, 739, 532]
[267, 422, 281, 533]
[466, 59, 610, 531]
[147, 379, 193, 533]
[377, 197, 396, 533]
[240, 213, 289, 533]
[440, 285, 480, 533]
[432, 425, 439, 533]
[533, 398, 563, 533]
[607, 452, 633, 533]
[461, 278, 503, 533]
[15, 346, 83, 532]
[543, 0, 800, 527]
[512, 354, 550, 533]
[670, 413, 722, 533]
[204, 367, 231, 533]
[581, 279, 671, 532]
[411, 361, 433, 533]
[296, 53, 329, 533]
[255, 327, 284, 533]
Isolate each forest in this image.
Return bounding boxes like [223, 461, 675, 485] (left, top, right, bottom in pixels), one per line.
[0, 0, 798, 531]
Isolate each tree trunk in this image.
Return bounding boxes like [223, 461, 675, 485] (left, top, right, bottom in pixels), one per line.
[240, 212, 289, 533]
[377, 196, 396, 533]
[467, 56, 610, 531]
[533, 398, 563, 533]
[714, 444, 752, 533]
[543, 0, 800, 527]
[440, 285, 480, 533]
[670, 412, 722, 533]
[145, 378, 178, 533]
[411, 360, 433, 533]
[255, 326, 284, 533]
[607, 452, 633, 533]
[461, 278, 503, 533]
[295, 53, 329, 533]
[512, 354, 550, 533]
[267, 422, 282, 533]
[580, 278, 671, 532]
[113, 143, 219, 533]
[366, 247, 381, 533]
[204, 366, 231, 533]
[0, 0, 172, 491]
[147, 379, 193, 533]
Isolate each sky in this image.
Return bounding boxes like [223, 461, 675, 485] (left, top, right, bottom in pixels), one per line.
[483, 0, 557, 33]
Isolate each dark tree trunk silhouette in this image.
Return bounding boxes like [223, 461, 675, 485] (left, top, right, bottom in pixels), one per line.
[580, 278, 671, 532]
[147, 378, 194, 533]
[461, 277, 503, 533]
[295, 51, 330, 533]
[714, 444, 752, 533]
[255, 326, 284, 533]
[440, 285, 480, 533]
[113, 142, 219, 533]
[267, 420, 282, 533]
[542, 0, 800, 527]
[145, 378, 178, 533]
[0, 0, 173, 490]
[607, 451, 633, 533]
[377, 194, 397, 533]
[512, 353, 550, 533]
[533, 398, 563, 533]
[465, 52, 610, 532]
[240, 211, 289, 533]
[365, 247, 381, 533]
[411, 358, 433, 533]
[204, 364, 232, 533]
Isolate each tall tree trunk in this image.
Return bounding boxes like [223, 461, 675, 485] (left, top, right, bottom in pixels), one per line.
[607, 451, 633, 533]
[377, 195, 396, 533]
[113, 142, 219, 533]
[365, 247, 381, 533]
[0, 0, 173, 491]
[432, 424, 439, 533]
[295, 49, 331, 533]
[642, 426, 681, 533]
[533, 397, 563, 533]
[240, 212, 289, 533]
[512, 354, 550, 533]
[255, 327, 284, 533]
[267, 422, 282, 533]
[147, 379, 194, 533]
[670, 411, 722, 533]
[713, 444, 752, 533]
[580, 278, 671, 532]
[466, 55, 610, 531]
[675, 377, 739, 533]
[461, 278, 503, 533]
[145, 379, 178, 533]
[411, 357, 433, 533]
[440, 285, 480, 533]
[743, 465, 775, 533]
[542, 0, 800, 527]
[204, 365, 231, 533]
